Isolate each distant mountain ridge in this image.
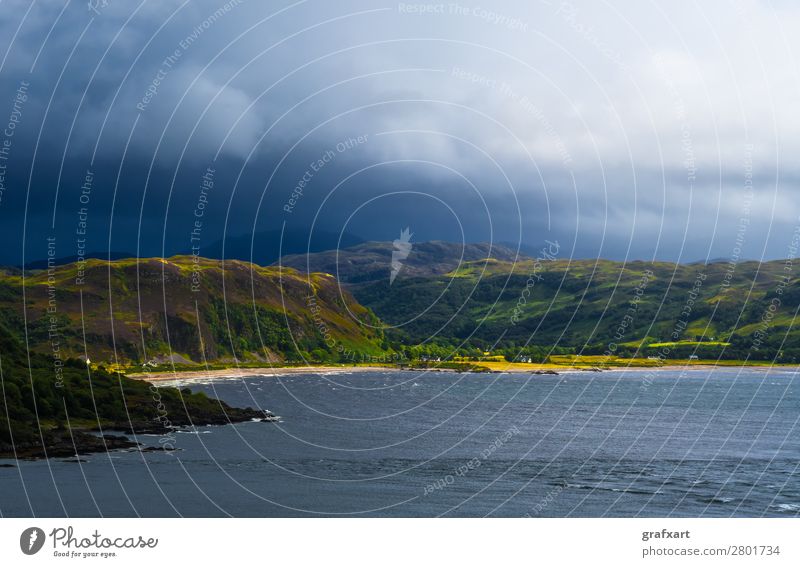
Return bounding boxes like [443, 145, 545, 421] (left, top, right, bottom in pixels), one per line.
[277, 240, 524, 284]
[200, 229, 365, 266]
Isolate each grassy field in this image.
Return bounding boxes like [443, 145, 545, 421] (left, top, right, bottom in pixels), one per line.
[646, 341, 731, 348]
[477, 357, 797, 372]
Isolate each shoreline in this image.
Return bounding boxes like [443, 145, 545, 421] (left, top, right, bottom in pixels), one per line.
[126, 365, 401, 382]
[125, 362, 797, 383]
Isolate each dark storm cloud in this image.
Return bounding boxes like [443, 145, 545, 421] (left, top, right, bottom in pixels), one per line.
[0, 0, 797, 264]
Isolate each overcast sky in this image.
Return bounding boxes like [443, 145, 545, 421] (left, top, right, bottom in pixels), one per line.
[0, 0, 797, 264]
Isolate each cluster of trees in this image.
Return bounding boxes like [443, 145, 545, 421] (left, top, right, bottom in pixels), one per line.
[0, 322, 239, 451]
[383, 333, 800, 365]
[377, 342, 574, 364]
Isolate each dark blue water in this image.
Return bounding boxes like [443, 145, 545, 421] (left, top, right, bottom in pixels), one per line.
[2, 368, 800, 517]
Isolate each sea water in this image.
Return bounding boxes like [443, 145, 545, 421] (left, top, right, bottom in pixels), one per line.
[1, 368, 799, 517]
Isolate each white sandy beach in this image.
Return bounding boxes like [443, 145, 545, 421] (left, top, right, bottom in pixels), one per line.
[126, 365, 402, 382]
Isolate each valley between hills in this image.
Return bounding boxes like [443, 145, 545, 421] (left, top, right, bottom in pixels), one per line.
[2, 241, 799, 459]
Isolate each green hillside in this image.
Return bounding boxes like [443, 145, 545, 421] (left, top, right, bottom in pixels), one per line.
[4, 249, 799, 369]
[311, 250, 800, 362]
[0, 256, 387, 367]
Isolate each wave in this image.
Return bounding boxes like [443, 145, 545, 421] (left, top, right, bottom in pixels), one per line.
[566, 482, 663, 495]
[700, 496, 734, 504]
[771, 503, 800, 512]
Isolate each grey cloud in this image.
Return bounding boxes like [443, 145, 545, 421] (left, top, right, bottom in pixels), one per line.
[0, 0, 798, 264]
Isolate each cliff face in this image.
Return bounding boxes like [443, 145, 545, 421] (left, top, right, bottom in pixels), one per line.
[0, 256, 386, 364]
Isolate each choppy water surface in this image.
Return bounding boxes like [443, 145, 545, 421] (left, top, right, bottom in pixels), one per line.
[2, 368, 799, 517]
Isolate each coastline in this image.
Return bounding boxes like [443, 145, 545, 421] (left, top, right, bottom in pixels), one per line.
[126, 365, 401, 382]
[9, 362, 794, 461]
[125, 361, 798, 383]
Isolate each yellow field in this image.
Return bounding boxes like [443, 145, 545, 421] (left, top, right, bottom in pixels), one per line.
[476, 357, 795, 373]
